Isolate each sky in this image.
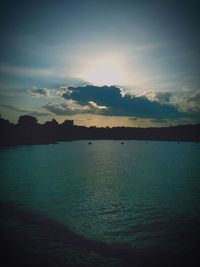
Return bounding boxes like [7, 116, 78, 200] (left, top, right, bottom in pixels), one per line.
[0, 0, 199, 127]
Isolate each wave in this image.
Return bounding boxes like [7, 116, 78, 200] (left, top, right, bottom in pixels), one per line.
[0, 201, 199, 267]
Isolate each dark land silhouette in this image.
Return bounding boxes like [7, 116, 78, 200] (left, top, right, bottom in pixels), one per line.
[0, 115, 200, 147]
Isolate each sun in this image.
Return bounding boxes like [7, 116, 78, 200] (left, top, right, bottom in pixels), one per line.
[84, 66, 122, 86]
[77, 56, 125, 86]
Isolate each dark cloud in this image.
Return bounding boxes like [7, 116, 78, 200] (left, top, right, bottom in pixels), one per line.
[30, 88, 50, 97]
[61, 85, 186, 119]
[1, 104, 50, 116]
[43, 102, 87, 116]
[155, 92, 171, 103]
[43, 99, 108, 116]
[57, 86, 72, 96]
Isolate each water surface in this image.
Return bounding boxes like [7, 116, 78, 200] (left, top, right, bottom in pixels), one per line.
[0, 141, 200, 266]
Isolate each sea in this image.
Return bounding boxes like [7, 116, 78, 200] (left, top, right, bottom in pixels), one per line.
[0, 140, 200, 266]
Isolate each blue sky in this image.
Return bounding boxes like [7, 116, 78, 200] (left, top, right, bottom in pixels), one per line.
[0, 0, 199, 127]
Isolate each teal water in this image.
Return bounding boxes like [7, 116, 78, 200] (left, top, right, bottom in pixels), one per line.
[0, 141, 200, 266]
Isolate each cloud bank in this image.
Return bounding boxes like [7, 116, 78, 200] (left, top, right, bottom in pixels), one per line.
[23, 84, 199, 123]
[56, 85, 186, 119]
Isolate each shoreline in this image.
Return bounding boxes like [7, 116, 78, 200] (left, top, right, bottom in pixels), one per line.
[0, 138, 199, 150]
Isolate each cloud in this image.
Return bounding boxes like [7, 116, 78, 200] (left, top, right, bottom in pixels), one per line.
[43, 98, 109, 116]
[140, 90, 172, 104]
[43, 100, 92, 115]
[88, 101, 108, 110]
[1, 104, 50, 117]
[61, 85, 122, 105]
[176, 89, 200, 113]
[56, 86, 74, 96]
[0, 64, 88, 89]
[140, 88, 200, 123]
[60, 85, 185, 119]
[30, 87, 50, 97]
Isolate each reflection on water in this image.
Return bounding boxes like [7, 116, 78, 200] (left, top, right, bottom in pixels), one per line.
[0, 141, 200, 266]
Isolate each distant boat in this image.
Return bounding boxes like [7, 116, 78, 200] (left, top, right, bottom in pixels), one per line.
[88, 142, 92, 145]
[121, 142, 124, 145]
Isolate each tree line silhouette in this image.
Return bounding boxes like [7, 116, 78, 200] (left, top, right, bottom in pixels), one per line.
[0, 115, 200, 146]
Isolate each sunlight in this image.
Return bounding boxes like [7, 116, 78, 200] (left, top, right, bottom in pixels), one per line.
[84, 67, 121, 86]
[77, 55, 126, 86]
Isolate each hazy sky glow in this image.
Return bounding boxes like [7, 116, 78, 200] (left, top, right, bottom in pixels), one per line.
[0, 0, 199, 127]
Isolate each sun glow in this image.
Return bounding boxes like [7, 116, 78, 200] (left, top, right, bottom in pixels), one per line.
[83, 66, 122, 86]
[77, 55, 127, 86]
